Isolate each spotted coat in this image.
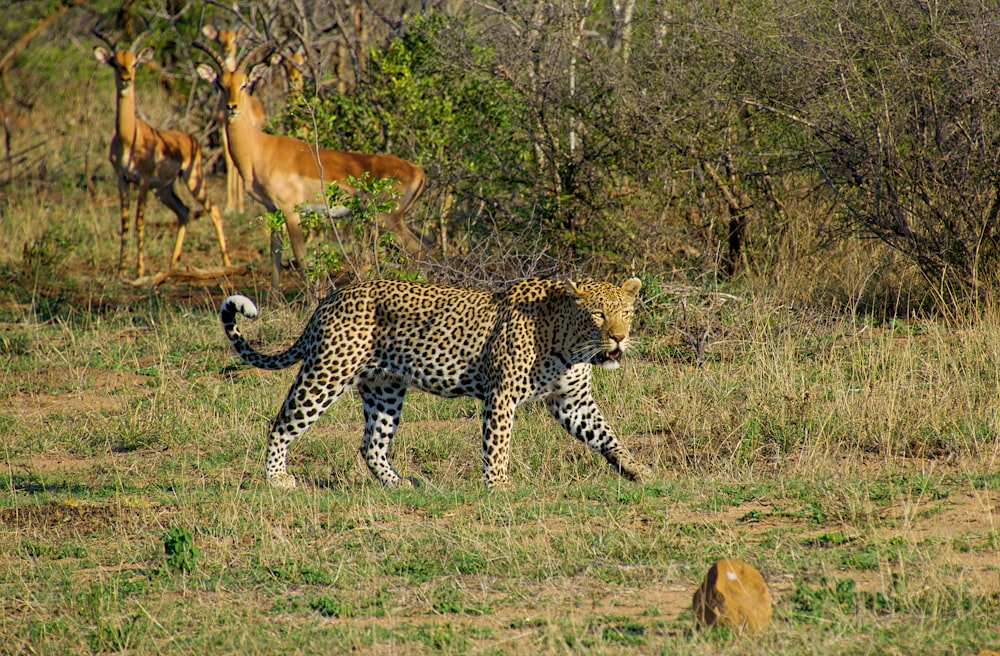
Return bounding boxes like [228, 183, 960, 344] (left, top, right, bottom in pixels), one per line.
[219, 277, 650, 488]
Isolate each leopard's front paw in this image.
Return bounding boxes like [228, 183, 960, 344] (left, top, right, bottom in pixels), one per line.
[381, 475, 424, 488]
[620, 460, 653, 483]
[483, 473, 513, 490]
[268, 472, 298, 489]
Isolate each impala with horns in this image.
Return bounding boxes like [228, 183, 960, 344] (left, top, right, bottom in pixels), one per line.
[200, 21, 266, 214]
[93, 20, 230, 279]
[279, 47, 308, 96]
[194, 41, 428, 289]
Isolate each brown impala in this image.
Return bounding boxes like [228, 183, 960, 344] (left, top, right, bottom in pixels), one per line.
[195, 41, 427, 288]
[199, 22, 267, 214]
[93, 21, 230, 280]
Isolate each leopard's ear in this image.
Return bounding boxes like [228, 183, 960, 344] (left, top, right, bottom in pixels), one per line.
[621, 277, 642, 300]
[562, 278, 585, 300]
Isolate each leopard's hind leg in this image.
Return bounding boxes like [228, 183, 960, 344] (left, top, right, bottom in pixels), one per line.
[265, 359, 349, 488]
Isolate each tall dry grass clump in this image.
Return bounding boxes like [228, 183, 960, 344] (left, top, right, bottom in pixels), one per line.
[633, 278, 1000, 482]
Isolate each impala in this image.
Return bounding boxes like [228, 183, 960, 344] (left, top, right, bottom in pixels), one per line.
[195, 43, 427, 288]
[200, 23, 266, 214]
[93, 24, 230, 279]
[279, 48, 307, 96]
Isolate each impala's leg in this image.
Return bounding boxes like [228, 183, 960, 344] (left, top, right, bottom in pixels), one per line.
[285, 209, 308, 269]
[228, 129, 245, 213]
[134, 187, 151, 278]
[183, 149, 231, 268]
[384, 174, 427, 257]
[155, 185, 190, 271]
[270, 227, 283, 290]
[207, 204, 231, 267]
[222, 127, 238, 214]
[115, 175, 132, 278]
[235, 170, 245, 213]
[186, 188, 230, 268]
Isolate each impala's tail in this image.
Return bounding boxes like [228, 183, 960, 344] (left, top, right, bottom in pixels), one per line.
[219, 295, 306, 370]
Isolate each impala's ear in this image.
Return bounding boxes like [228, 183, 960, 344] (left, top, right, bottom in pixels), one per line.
[235, 25, 250, 40]
[621, 277, 642, 300]
[201, 24, 219, 40]
[247, 62, 268, 87]
[94, 46, 113, 64]
[196, 64, 217, 84]
[134, 47, 155, 67]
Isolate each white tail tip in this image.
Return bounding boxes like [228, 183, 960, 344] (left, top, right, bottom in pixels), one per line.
[223, 294, 258, 319]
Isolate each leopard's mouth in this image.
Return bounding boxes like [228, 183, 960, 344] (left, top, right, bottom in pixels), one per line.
[592, 348, 623, 366]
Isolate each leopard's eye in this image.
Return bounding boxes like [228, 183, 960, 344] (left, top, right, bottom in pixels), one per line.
[591, 311, 605, 321]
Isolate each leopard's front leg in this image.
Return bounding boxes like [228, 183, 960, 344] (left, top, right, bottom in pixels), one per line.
[265, 367, 347, 489]
[481, 392, 518, 488]
[544, 389, 651, 483]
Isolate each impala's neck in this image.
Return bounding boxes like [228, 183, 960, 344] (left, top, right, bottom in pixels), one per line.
[114, 82, 139, 148]
[225, 101, 261, 180]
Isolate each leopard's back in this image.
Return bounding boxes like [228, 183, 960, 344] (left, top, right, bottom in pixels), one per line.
[354, 280, 502, 397]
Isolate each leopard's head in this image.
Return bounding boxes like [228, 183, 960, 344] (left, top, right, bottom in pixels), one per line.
[563, 277, 642, 370]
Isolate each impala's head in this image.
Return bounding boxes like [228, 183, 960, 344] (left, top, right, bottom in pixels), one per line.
[94, 47, 154, 95]
[223, 70, 254, 119]
[194, 38, 272, 120]
[92, 18, 153, 96]
[201, 23, 249, 72]
[279, 49, 307, 93]
[196, 65, 252, 119]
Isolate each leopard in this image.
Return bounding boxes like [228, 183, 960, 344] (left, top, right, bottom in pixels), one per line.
[219, 277, 652, 489]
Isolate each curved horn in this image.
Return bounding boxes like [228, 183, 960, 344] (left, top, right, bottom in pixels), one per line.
[192, 39, 227, 71]
[237, 40, 279, 73]
[91, 16, 118, 51]
[197, 4, 208, 40]
[130, 16, 153, 53]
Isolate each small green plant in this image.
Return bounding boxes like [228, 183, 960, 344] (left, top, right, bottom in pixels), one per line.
[310, 588, 390, 618]
[163, 525, 200, 574]
[82, 582, 146, 652]
[790, 575, 902, 621]
[599, 618, 647, 646]
[21, 226, 74, 279]
[309, 596, 354, 618]
[431, 580, 490, 615]
[267, 174, 404, 285]
[86, 613, 145, 653]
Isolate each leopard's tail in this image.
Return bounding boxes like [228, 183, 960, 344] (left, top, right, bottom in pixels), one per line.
[219, 295, 306, 370]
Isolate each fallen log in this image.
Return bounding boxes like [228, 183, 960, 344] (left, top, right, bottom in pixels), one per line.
[128, 264, 252, 287]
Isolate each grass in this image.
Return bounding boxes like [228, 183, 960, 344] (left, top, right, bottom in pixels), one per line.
[2, 238, 999, 654]
[2, 16, 999, 651]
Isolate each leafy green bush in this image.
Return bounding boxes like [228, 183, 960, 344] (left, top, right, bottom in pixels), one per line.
[163, 525, 200, 574]
[267, 174, 415, 285]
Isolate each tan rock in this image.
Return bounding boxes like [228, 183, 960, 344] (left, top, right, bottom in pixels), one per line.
[692, 558, 772, 633]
